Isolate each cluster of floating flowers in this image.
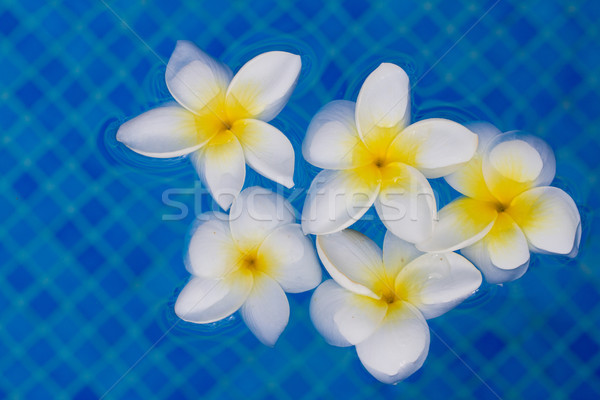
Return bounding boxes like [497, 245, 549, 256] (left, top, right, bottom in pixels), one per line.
[117, 41, 581, 384]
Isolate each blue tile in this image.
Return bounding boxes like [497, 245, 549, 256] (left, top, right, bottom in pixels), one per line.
[40, 58, 69, 84]
[38, 150, 62, 176]
[3, 360, 30, 387]
[73, 386, 99, 400]
[77, 245, 106, 273]
[29, 338, 54, 365]
[74, 341, 102, 366]
[545, 356, 574, 385]
[7, 266, 34, 291]
[60, 129, 86, 152]
[475, 331, 505, 359]
[214, 347, 240, 371]
[30, 290, 59, 318]
[343, 0, 369, 19]
[16, 33, 44, 63]
[64, 82, 87, 107]
[50, 362, 77, 387]
[76, 293, 103, 319]
[108, 35, 137, 60]
[104, 223, 130, 249]
[108, 83, 136, 111]
[99, 317, 125, 345]
[89, 11, 114, 38]
[320, 15, 345, 40]
[124, 246, 151, 276]
[0, 10, 19, 35]
[142, 366, 169, 392]
[16, 81, 43, 107]
[81, 155, 105, 179]
[271, 13, 302, 32]
[9, 218, 36, 246]
[321, 62, 343, 90]
[547, 310, 575, 336]
[81, 198, 107, 225]
[511, 17, 536, 45]
[190, 367, 217, 396]
[56, 221, 82, 247]
[42, 9, 69, 37]
[166, 347, 193, 368]
[570, 333, 599, 362]
[0, 148, 17, 174]
[572, 382, 600, 400]
[413, 15, 440, 43]
[33, 194, 62, 224]
[67, 35, 92, 61]
[39, 103, 66, 130]
[60, 174, 86, 200]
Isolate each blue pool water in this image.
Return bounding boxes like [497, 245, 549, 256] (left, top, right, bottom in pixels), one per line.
[1, 0, 599, 398]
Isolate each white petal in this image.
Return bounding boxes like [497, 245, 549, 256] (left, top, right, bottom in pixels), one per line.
[166, 40, 232, 114]
[444, 122, 500, 201]
[191, 132, 246, 211]
[229, 186, 296, 249]
[355, 63, 410, 144]
[461, 240, 529, 285]
[464, 121, 501, 153]
[388, 119, 479, 178]
[240, 272, 289, 346]
[315, 230, 383, 298]
[375, 163, 436, 244]
[396, 252, 482, 319]
[417, 197, 498, 253]
[186, 212, 242, 278]
[310, 280, 386, 347]
[303, 100, 370, 170]
[257, 224, 322, 293]
[482, 133, 556, 205]
[507, 186, 580, 255]
[258, 224, 322, 293]
[382, 230, 423, 279]
[116, 105, 207, 158]
[444, 153, 496, 202]
[301, 168, 380, 235]
[485, 212, 530, 270]
[232, 119, 295, 188]
[175, 271, 253, 323]
[226, 51, 301, 122]
[356, 302, 429, 384]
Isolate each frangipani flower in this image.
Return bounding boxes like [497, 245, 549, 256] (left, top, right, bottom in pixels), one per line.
[418, 123, 581, 284]
[301, 63, 478, 242]
[310, 229, 481, 383]
[175, 187, 322, 346]
[117, 41, 301, 210]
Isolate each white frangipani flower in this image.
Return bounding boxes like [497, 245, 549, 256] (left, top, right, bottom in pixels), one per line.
[418, 122, 581, 284]
[117, 41, 301, 210]
[310, 229, 482, 384]
[175, 187, 322, 346]
[301, 63, 478, 242]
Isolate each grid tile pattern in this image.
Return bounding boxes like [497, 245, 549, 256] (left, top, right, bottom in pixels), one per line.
[1, 0, 599, 398]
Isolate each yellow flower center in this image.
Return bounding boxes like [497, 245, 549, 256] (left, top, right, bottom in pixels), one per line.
[351, 125, 414, 187]
[496, 203, 506, 213]
[241, 252, 258, 271]
[380, 287, 398, 304]
[371, 273, 409, 308]
[192, 93, 255, 146]
[235, 245, 276, 277]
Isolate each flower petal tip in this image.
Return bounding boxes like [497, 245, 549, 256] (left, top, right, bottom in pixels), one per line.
[216, 199, 233, 212]
[282, 178, 294, 189]
[300, 220, 313, 236]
